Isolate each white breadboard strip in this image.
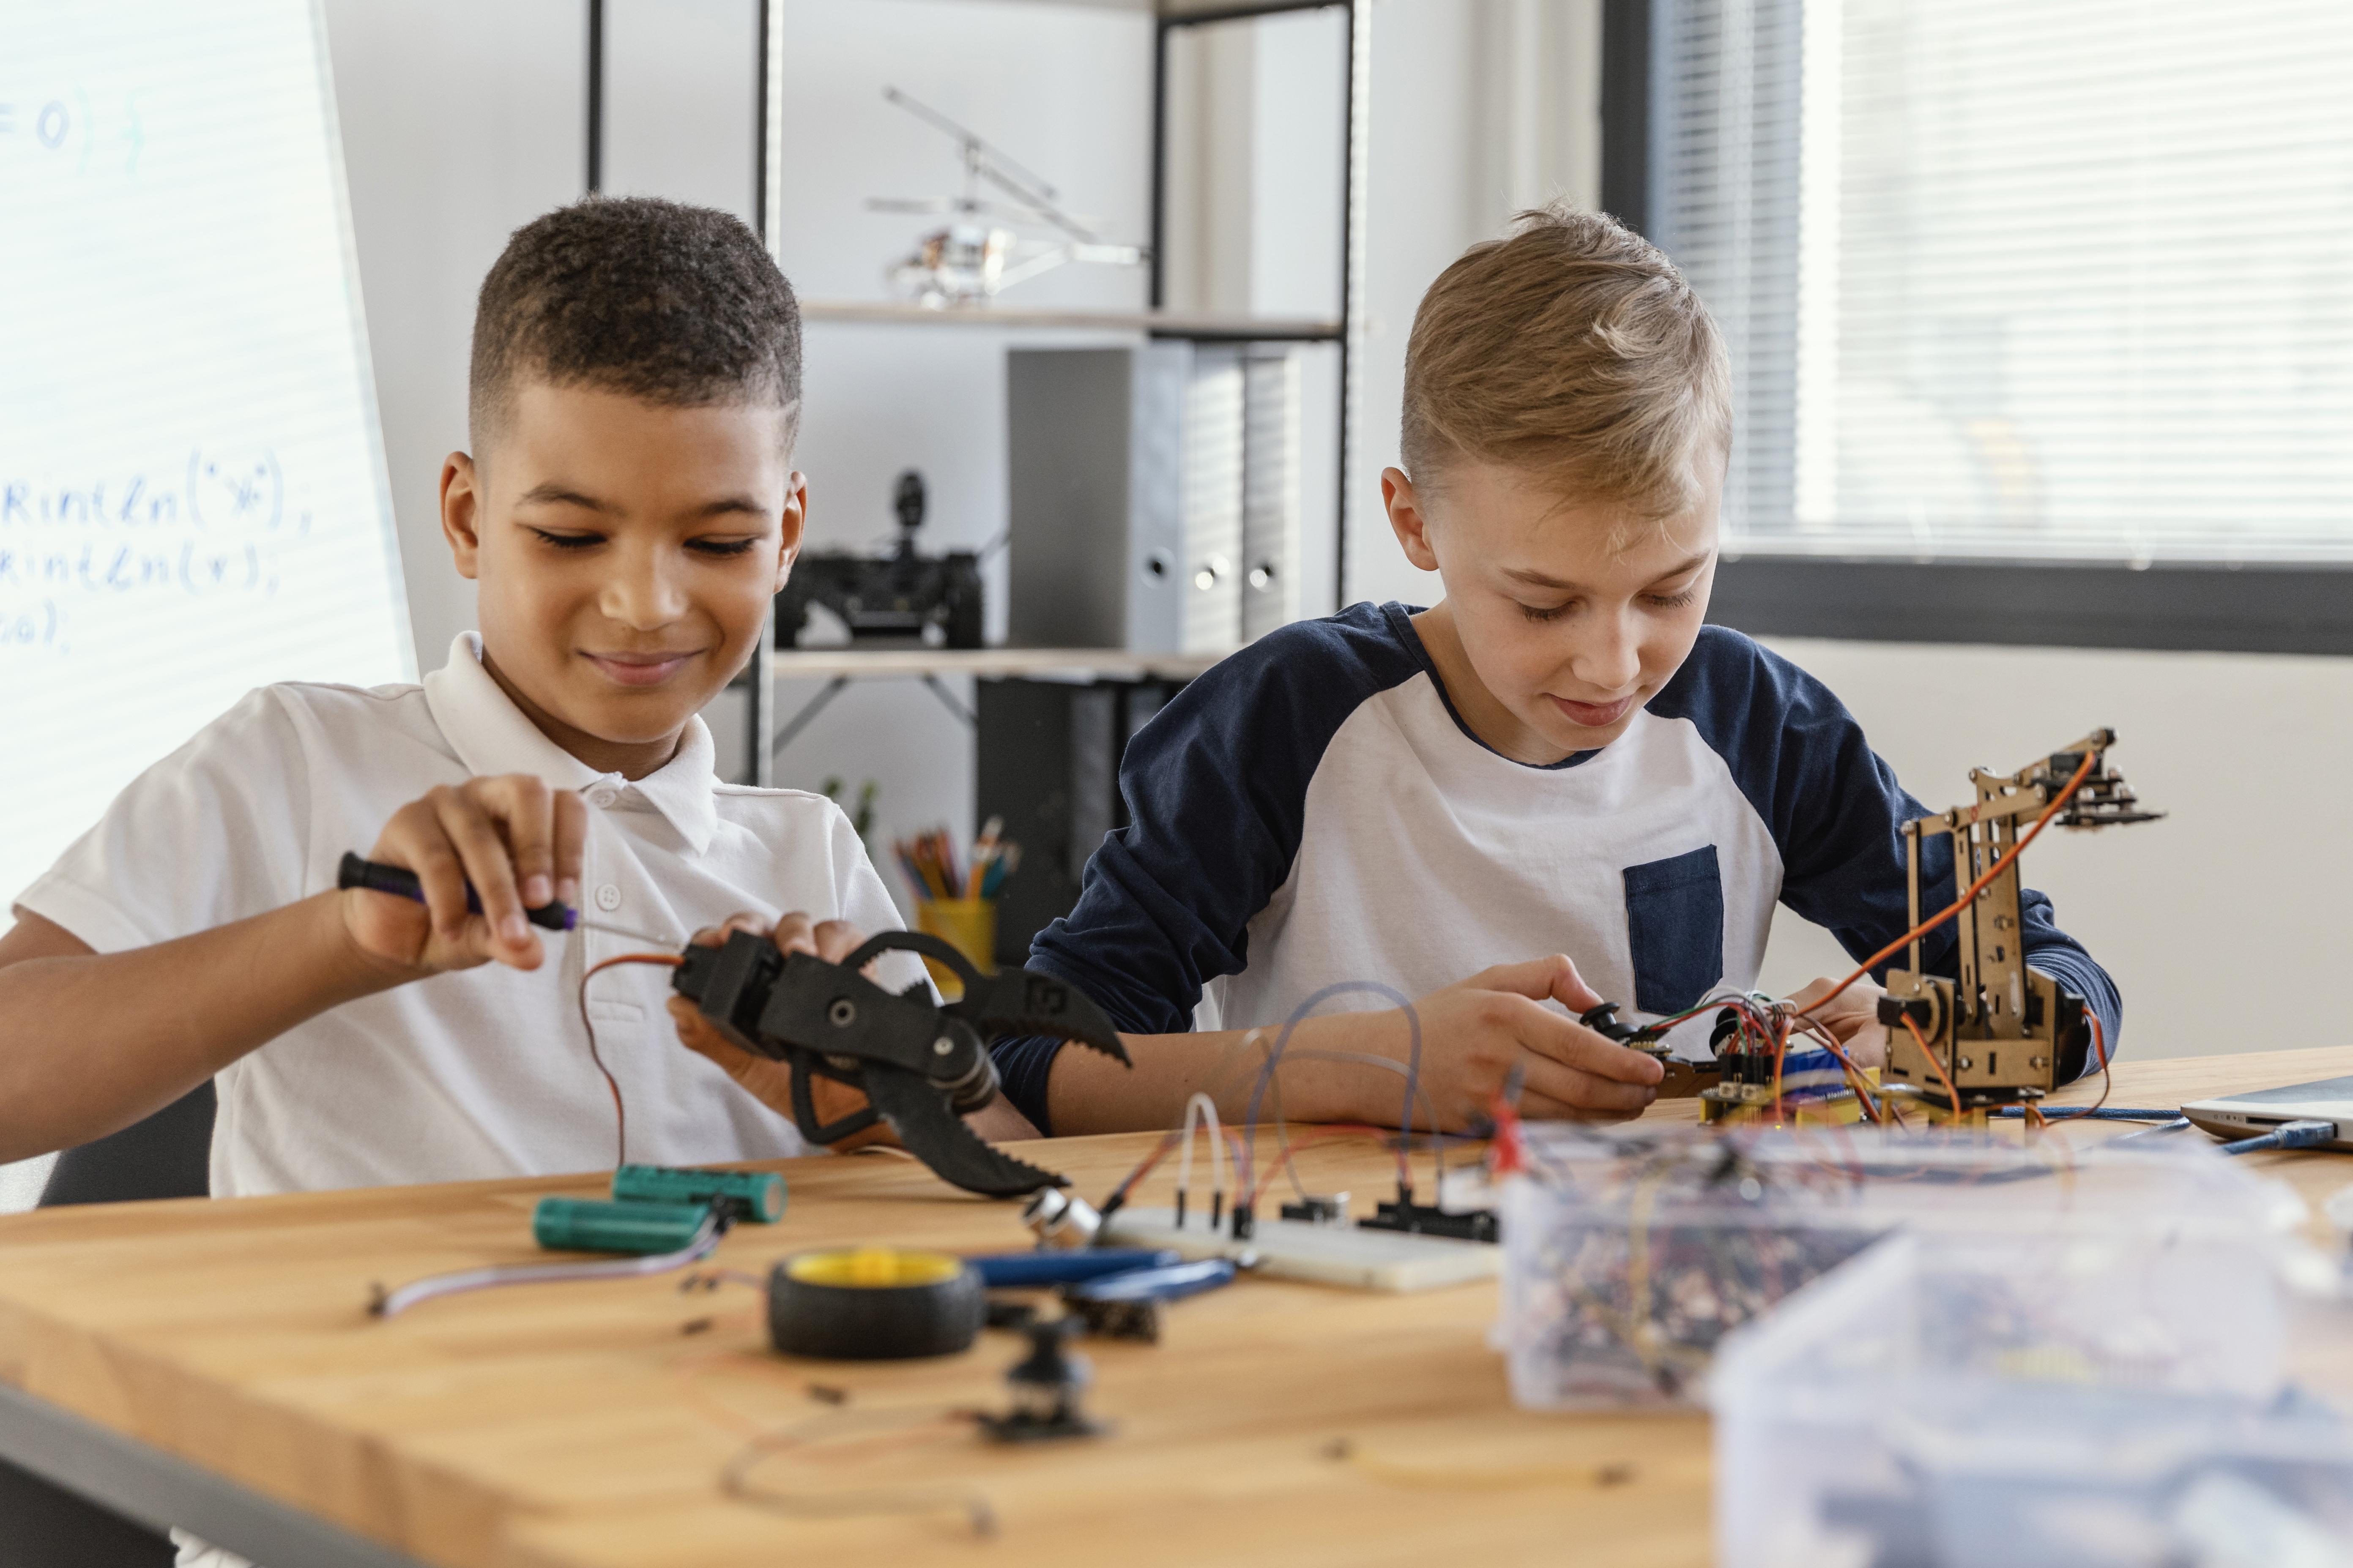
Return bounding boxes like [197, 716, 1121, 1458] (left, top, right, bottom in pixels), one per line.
[1100, 1206, 1498, 1292]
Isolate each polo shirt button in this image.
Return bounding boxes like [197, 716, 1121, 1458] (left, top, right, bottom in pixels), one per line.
[587, 786, 618, 808]
[595, 884, 622, 911]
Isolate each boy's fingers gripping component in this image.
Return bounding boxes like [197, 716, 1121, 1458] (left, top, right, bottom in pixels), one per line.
[810, 919, 867, 965]
[487, 773, 557, 906]
[768, 911, 821, 957]
[437, 782, 531, 945]
[398, 828, 473, 943]
[553, 787, 588, 905]
[1520, 999, 1666, 1084]
[1464, 955, 1580, 1002]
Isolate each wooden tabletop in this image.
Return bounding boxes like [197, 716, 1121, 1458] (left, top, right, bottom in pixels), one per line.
[3, 1047, 2351, 1568]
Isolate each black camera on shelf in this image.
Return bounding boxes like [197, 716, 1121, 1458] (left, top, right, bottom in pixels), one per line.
[776, 469, 984, 649]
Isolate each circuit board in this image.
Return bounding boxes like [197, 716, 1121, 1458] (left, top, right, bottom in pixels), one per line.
[1100, 1206, 1499, 1292]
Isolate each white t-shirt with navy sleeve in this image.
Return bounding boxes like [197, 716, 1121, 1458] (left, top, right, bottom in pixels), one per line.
[12, 632, 917, 1198]
[993, 602, 2120, 1129]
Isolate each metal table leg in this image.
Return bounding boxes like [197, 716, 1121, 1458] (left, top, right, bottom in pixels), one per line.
[0, 1382, 426, 1568]
[769, 673, 851, 759]
[919, 672, 976, 728]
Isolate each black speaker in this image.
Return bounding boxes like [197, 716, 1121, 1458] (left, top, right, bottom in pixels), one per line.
[975, 677, 1182, 968]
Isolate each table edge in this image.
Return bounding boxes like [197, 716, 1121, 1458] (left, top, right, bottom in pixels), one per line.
[0, 1380, 429, 1568]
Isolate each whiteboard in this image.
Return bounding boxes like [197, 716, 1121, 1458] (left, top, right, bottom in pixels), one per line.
[0, 0, 413, 904]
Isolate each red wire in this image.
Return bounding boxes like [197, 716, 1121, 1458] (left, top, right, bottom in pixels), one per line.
[1109, 1131, 1184, 1204]
[1902, 1013, 1965, 1119]
[1488, 1087, 1527, 1176]
[580, 952, 684, 1168]
[1803, 1030, 1883, 1125]
[1246, 1124, 1395, 1208]
[2085, 1010, 2112, 1115]
[1801, 749, 2100, 1023]
[1768, 1005, 1789, 1121]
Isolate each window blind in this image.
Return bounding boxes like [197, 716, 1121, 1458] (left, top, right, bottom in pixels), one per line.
[1651, 0, 2353, 562]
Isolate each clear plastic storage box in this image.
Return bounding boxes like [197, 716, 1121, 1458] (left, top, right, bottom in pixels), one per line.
[1709, 1229, 2353, 1567]
[1496, 1123, 2304, 1412]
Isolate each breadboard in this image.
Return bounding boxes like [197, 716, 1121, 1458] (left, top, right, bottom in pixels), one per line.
[1100, 1206, 1498, 1292]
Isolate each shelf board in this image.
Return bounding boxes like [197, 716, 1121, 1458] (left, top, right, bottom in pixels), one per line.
[772, 645, 1233, 682]
[945, 0, 1341, 18]
[799, 298, 1341, 341]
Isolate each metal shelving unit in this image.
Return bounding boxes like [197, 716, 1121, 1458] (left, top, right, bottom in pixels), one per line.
[797, 299, 1338, 339]
[585, 0, 1368, 783]
[762, 0, 1369, 603]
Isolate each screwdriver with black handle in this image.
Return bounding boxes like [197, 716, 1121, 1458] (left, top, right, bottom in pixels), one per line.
[336, 853, 678, 948]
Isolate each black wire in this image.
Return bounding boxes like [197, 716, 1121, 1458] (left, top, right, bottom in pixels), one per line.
[721, 1414, 995, 1537]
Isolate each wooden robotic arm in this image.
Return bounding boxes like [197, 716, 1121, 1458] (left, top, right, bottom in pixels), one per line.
[1879, 729, 2161, 1114]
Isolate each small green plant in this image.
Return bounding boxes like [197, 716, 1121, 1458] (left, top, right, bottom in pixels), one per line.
[819, 776, 881, 840]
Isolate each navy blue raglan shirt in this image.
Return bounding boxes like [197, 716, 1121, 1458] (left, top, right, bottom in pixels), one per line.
[996, 603, 2120, 1132]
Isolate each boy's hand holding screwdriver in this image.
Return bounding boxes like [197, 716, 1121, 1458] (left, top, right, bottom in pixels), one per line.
[339, 775, 588, 975]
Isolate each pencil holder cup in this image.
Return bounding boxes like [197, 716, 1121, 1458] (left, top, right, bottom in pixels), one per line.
[915, 899, 996, 999]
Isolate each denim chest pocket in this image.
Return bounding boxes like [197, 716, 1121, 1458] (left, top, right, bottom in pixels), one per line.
[1622, 845, 1725, 1016]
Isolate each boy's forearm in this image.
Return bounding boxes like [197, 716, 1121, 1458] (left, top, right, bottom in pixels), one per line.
[1044, 1011, 1401, 1135]
[0, 893, 407, 1161]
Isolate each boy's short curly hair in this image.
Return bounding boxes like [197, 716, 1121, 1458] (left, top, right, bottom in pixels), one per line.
[1401, 205, 1730, 524]
[468, 196, 802, 457]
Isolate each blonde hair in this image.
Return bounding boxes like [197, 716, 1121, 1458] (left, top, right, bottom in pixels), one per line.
[1400, 205, 1731, 523]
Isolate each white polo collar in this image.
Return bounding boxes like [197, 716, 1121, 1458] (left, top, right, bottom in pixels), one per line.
[422, 633, 720, 855]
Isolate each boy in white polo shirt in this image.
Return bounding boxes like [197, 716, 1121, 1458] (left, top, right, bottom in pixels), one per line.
[0, 196, 965, 1197]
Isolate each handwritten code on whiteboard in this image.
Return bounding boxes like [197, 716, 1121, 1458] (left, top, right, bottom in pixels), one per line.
[0, 0, 412, 900]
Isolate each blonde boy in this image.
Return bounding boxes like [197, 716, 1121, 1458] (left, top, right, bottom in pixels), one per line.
[967, 206, 2122, 1135]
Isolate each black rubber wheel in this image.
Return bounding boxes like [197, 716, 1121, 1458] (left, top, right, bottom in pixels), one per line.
[767, 1249, 986, 1360]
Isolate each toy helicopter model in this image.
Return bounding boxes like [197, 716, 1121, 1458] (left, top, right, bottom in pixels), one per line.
[870, 86, 1145, 307]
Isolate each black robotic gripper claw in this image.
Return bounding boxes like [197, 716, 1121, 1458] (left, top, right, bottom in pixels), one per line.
[672, 929, 1129, 1197]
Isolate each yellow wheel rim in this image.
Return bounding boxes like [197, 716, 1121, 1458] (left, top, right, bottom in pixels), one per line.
[784, 1248, 965, 1289]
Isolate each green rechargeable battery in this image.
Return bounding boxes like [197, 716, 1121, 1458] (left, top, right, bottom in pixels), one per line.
[610, 1165, 785, 1224]
[532, 1197, 711, 1255]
